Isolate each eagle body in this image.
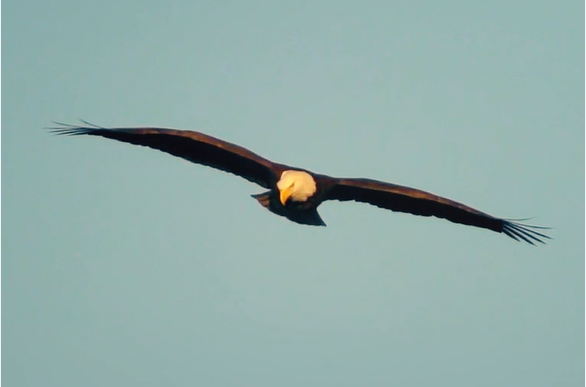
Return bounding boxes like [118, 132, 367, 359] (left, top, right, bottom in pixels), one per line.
[50, 122, 549, 245]
[253, 170, 335, 227]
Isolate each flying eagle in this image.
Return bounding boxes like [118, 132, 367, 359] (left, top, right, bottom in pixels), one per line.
[50, 122, 549, 245]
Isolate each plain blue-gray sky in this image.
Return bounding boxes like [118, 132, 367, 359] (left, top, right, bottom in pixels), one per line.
[3, 1, 584, 386]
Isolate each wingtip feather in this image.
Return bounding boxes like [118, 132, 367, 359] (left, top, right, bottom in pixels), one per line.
[46, 119, 102, 136]
[502, 219, 551, 245]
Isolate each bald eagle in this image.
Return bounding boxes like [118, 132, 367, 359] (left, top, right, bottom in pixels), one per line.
[50, 122, 549, 245]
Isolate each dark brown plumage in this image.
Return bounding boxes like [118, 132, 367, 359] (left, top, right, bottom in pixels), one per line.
[50, 121, 550, 244]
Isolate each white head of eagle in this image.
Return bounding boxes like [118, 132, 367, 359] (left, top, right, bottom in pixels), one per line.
[277, 170, 317, 205]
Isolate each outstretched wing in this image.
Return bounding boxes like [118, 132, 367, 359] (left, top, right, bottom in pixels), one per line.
[50, 122, 281, 188]
[324, 178, 550, 245]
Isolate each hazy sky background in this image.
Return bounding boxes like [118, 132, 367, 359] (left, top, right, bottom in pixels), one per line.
[4, 1, 584, 386]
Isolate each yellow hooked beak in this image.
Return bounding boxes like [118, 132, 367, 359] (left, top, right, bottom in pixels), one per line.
[279, 186, 293, 206]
